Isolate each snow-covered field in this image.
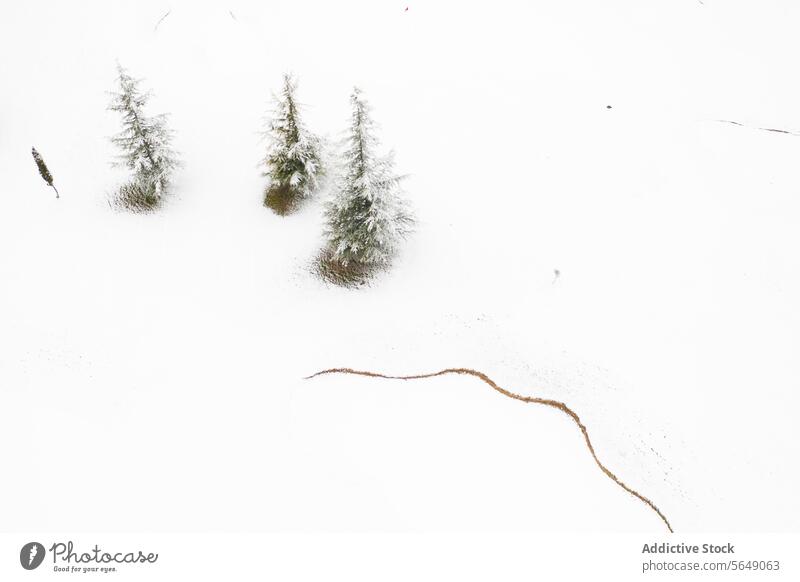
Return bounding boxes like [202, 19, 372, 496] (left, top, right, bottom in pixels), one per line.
[2, 0, 799, 537]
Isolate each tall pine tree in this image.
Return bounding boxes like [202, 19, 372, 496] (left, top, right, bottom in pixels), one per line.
[263, 73, 322, 214]
[323, 88, 412, 271]
[108, 64, 179, 208]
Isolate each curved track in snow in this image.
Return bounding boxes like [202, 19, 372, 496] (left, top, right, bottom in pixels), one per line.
[305, 366, 674, 533]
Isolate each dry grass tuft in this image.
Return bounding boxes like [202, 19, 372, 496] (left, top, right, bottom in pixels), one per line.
[263, 183, 300, 216]
[109, 181, 161, 213]
[312, 249, 380, 288]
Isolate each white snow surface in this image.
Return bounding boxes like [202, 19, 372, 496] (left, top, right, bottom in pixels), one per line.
[1, 0, 799, 533]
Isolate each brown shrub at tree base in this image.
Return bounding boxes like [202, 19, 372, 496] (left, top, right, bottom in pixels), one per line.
[263, 182, 299, 216]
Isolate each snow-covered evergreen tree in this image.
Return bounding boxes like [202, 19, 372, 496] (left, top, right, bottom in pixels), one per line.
[31, 146, 59, 198]
[108, 65, 179, 207]
[263, 73, 322, 213]
[323, 88, 412, 269]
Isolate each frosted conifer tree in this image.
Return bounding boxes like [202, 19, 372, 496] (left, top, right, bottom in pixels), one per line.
[108, 65, 179, 209]
[323, 88, 412, 272]
[263, 73, 321, 214]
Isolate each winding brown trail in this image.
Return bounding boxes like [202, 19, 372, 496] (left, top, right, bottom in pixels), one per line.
[305, 367, 674, 533]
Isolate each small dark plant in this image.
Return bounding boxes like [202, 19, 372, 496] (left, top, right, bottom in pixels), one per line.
[31, 147, 59, 198]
